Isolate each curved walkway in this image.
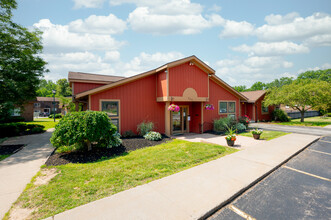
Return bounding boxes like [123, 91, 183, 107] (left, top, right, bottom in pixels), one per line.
[0, 129, 54, 219]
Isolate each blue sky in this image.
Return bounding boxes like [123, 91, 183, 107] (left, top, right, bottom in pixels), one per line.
[13, 0, 331, 87]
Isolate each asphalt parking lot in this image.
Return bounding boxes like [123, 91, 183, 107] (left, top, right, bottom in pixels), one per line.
[208, 136, 331, 220]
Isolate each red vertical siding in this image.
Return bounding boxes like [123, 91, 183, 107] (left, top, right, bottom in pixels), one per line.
[90, 75, 165, 134]
[74, 82, 107, 95]
[256, 95, 274, 121]
[203, 79, 240, 131]
[169, 62, 208, 97]
[157, 71, 167, 97]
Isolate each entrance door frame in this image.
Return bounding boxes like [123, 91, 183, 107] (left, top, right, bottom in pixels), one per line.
[170, 105, 189, 135]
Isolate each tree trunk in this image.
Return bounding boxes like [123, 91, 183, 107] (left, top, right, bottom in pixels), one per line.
[300, 111, 305, 122]
[87, 140, 92, 151]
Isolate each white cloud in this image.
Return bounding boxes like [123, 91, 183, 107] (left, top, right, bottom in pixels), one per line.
[215, 56, 293, 86]
[121, 51, 185, 76]
[297, 63, 331, 74]
[128, 7, 223, 35]
[69, 14, 127, 35]
[104, 51, 120, 62]
[73, 0, 105, 9]
[208, 4, 222, 13]
[219, 20, 254, 38]
[304, 34, 331, 47]
[34, 19, 125, 53]
[256, 12, 331, 42]
[232, 41, 310, 56]
[264, 12, 300, 25]
[41, 51, 185, 81]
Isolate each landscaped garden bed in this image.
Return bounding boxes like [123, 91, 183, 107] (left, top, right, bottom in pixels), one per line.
[46, 136, 172, 166]
[0, 144, 25, 161]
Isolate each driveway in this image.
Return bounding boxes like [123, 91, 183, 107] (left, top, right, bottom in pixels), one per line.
[251, 123, 331, 136]
[208, 136, 331, 220]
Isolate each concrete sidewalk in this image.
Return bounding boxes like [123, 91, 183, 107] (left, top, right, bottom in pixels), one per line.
[175, 133, 267, 149]
[47, 133, 318, 220]
[0, 129, 54, 219]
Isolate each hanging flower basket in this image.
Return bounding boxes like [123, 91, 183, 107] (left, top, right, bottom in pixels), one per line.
[168, 104, 180, 112]
[205, 104, 214, 110]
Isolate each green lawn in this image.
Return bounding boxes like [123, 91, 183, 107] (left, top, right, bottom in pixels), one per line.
[271, 116, 331, 127]
[26, 118, 60, 130]
[0, 154, 10, 161]
[7, 139, 237, 220]
[239, 130, 289, 140]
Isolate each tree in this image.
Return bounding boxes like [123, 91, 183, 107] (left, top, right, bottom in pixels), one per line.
[56, 78, 71, 97]
[265, 77, 294, 89]
[0, 0, 47, 120]
[248, 81, 267, 91]
[298, 69, 331, 83]
[264, 79, 331, 122]
[36, 79, 56, 97]
[233, 85, 247, 92]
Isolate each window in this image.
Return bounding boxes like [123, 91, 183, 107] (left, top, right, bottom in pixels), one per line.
[101, 100, 120, 131]
[11, 108, 21, 116]
[218, 101, 236, 117]
[262, 102, 269, 113]
[34, 103, 40, 108]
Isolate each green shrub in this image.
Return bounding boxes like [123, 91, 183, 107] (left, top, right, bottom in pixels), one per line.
[213, 117, 236, 133]
[0, 123, 45, 138]
[30, 127, 44, 134]
[49, 113, 62, 119]
[272, 109, 291, 122]
[0, 116, 25, 123]
[236, 123, 246, 132]
[50, 111, 122, 151]
[122, 130, 136, 138]
[137, 122, 154, 136]
[144, 131, 162, 141]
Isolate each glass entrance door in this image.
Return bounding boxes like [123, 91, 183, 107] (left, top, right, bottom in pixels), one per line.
[171, 106, 189, 134]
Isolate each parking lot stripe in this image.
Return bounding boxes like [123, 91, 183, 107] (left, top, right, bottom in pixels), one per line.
[283, 166, 331, 182]
[308, 149, 331, 156]
[228, 205, 256, 220]
[320, 140, 331, 144]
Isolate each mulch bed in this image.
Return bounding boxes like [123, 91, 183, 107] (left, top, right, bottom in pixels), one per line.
[45, 136, 172, 166]
[0, 144, 25, 156]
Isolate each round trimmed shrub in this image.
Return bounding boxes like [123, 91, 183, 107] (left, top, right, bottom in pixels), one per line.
[236, 123, 246, 132]
[144, 131, 162, 141]
[50, 111, 122, 151]
[272, 109, 291, 122]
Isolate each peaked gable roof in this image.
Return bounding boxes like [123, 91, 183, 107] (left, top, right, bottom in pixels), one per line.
[74, 55, 247, 101]
[240, 90, 266, 103]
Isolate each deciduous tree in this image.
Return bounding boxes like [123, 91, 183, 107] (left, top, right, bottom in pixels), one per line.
[0, 0, 47, 120]
[264, 79, 331, 122]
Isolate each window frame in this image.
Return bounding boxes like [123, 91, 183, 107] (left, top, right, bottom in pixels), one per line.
[218, 100, 237, 117]
[100, 99, 121, 132]
[261, 102, 269, 114]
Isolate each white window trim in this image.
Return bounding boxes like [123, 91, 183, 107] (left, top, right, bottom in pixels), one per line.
[218, 100, 236, 117]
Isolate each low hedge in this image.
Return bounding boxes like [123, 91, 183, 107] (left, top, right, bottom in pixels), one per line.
[49, 113, 62, 119]
[0, 123, 45, 138]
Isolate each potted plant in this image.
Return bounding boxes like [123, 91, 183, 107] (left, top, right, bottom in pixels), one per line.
[168, 104, 180, 112]
[251, 128, 263, 139]
[225, 127, 236, 146]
